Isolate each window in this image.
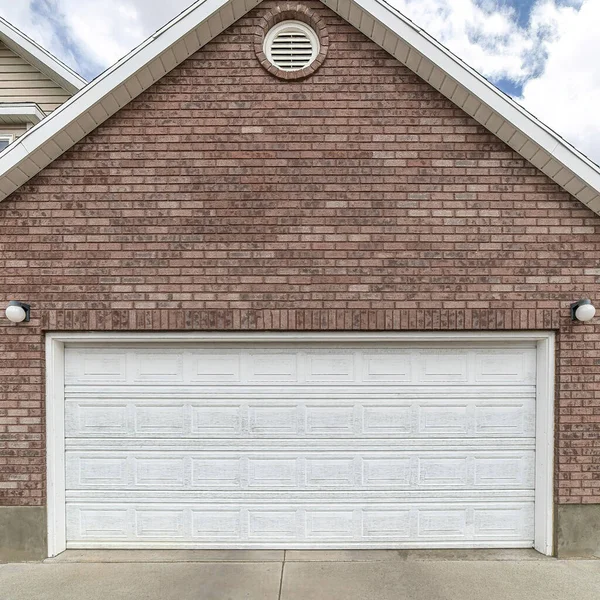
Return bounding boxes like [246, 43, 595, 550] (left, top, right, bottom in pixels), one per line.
[263, 21, 320, 72]
[0, 134, 14, 152]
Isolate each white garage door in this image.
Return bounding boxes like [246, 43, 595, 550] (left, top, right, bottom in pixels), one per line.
[64, 342, 537, 549]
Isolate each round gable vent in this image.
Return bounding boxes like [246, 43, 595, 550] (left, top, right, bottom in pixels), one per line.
[264, 21, 320, 72]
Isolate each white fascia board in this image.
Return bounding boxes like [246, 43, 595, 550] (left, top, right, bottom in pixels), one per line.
[0, 139, 31, 167]
[0, 103, 46, 124]
[0, 0, 241, 190]
[342, 0, 600, 203]
[0, 17, 86, 93]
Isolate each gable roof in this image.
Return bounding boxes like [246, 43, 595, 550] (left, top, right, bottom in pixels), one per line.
[0, 16, 86, 95]
[0, 0, 599, 214]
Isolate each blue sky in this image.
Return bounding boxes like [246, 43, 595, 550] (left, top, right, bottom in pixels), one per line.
[0, 0, 598, 162]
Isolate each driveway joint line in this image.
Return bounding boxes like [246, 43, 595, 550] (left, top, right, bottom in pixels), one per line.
[278, 551, 286, 600]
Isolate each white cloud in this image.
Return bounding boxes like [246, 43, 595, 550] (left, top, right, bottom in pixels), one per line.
[58, 0, 193, 71]
[518, 0, 600, 162]
[389, 0, 535, 81]
[0, 0, 598, 163]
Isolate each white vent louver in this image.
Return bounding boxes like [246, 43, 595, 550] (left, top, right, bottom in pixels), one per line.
[264, 21, 320, 72]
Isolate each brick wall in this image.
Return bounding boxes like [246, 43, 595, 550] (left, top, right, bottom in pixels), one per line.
[1, 0, 599, 507]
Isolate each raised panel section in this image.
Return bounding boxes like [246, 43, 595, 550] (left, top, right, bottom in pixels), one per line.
[247, 459, 297, 488]
[306, 511, 354, 538]
[133, 352, 184, 383]
[193, 511, 241, 539]
[75, 509, 129, 539]
[475, 405, 527, 435]
[80, 353, 125, 381]
[363, 510, 411, 538]
[192, 458, 241, 488]
[419, 458, 467, 486]
[362, 352, 412, 382]
[474, 457, 528, 487]
[65, 349, 127, 384]
[74, 404, 128, 436]
[246, 353, 298, 383]
[249, 406, 297, 434]
[189, 352, 241, 382]
[419, 352, 468, 382]
[306, 458, 355, 487]
[136, 510, 184, 538]
[473, 508, 532, 539]
[362, 406, 411, 434]
[305, 352, 355, 382]
[419, 406, 468, 435]
[191, 405, 241, 435]
[135, 458, 185, 487]
[474, 351, 536, 384]
[419, 510, 467, 539]
[362, 458, 410, 487]
[248, 510, 297, 539]
[135, 405, 184, 434]
[70, 456, 127, 488]
[306, 406, 354, 434]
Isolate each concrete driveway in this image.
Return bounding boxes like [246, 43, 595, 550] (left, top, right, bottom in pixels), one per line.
[0, 550, 599, 600]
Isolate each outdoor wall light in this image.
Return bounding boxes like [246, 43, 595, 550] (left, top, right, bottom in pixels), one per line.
[570, 299, 596, 322]
[5, 301, 30, 323]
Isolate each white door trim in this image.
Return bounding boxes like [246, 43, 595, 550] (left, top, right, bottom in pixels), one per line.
[45, 330, 555, 557]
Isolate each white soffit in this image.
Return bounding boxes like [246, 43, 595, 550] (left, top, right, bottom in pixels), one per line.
[0, 103, 46, 125]
[0, 0, 599, 216]
[0, 17, 86, 94]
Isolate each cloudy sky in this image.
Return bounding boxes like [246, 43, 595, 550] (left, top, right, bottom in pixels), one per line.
[0, 0, 597, 163]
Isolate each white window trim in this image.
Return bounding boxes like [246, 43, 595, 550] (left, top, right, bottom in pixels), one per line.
[0, 134, 15, 150]
[263, 20, 320, 71]
[45, 330, 555, 557]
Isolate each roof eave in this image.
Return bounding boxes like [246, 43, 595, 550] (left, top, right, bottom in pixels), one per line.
[0, 102, 46, 125]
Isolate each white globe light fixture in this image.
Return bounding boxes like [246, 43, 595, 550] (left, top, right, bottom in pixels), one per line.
[570, 299, 596, 322]
[5, 301, 30, 323]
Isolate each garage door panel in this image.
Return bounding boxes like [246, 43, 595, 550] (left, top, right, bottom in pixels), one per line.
[135, 510, 185, 539]
[65, 346, 536, 387]
[64, 342, 537, 549]
[65, 398, 535, 439]
[65, 450, 535, 491]
[65, 502, 534, 547]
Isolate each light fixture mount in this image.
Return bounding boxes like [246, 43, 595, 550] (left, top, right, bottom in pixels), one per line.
[570, 298, 596, 322]
[5, 300, 31, 323]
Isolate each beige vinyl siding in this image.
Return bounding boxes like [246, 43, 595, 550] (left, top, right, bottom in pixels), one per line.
[0, 41, 71, 113]
[0, 124, 28, 141]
